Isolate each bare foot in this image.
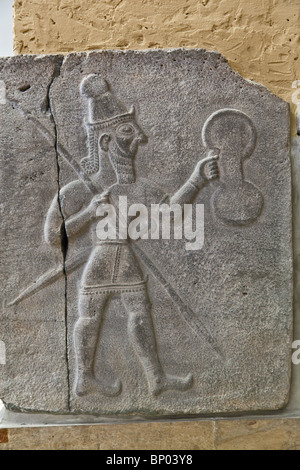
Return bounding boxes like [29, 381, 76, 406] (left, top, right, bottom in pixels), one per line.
[151, 373, 193, 396]
[75, 374, 121, 397]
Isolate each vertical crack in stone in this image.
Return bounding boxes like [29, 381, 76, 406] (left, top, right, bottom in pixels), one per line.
[48, 58, 71, 412]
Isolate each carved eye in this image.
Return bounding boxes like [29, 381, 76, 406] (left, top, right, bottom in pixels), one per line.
[117, 124, 135, 136]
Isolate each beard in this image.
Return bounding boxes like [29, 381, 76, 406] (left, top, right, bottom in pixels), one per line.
[108, 141, 136, 184]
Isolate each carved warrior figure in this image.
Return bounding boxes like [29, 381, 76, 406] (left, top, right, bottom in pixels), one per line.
[45, 75, 219, 397]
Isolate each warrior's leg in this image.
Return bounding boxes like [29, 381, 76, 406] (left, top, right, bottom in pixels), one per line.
[122, 289, 193, 396]
[74, 292, 121, 397]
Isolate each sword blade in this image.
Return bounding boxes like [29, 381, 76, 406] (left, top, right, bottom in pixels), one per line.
[7, 248, 90, 307]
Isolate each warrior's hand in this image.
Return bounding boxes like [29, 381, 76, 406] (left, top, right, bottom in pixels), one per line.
[88, 192, 110, 214]
[198, 151, 220, 182]
[170, 151, 220, 205]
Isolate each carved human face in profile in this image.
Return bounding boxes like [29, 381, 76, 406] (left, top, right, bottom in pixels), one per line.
[99, 118, 148, 158]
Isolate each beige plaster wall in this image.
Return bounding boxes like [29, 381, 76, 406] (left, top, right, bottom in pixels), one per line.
[13, 0, 300, 135]
[1, 419, 300, 450]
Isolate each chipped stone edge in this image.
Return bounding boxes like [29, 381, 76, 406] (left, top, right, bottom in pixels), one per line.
[0, 49, 295, 420]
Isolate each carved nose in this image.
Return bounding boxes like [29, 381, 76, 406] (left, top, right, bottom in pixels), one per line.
[138, 132, 148, 144]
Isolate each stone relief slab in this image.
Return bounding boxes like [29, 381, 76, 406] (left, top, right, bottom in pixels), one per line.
[0, 49, 293, 416]
[0, 55, 68, 412]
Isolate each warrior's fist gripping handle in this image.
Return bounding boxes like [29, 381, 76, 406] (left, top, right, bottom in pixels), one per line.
[189, 151, 220, 189]
[170, 152, 220, 206]
[88, 192, 110, 214]
[198, 151, 220, 182]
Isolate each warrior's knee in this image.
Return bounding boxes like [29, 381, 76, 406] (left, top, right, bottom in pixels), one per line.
[123, 292, 152, 314]
[74, 316, 95, 331]
[127, 302, 153, 333]
[78, 295, 104, 319]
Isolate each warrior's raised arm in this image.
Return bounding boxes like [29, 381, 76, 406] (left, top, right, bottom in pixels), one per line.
[170, 151, 219, 206]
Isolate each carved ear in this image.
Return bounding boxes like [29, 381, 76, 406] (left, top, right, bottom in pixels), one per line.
[99, 134, 111, 152]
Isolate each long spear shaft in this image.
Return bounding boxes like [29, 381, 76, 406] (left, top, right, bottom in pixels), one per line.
[58, 143, 220, 354]
[6, 98, 221, 356]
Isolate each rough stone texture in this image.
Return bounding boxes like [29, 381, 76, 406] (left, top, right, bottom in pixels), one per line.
[13, 0, 300, 136]
[0, 54, 69, 412]
[50, 49, 292, 416]
[287, 136, 300, 416]
[6, 0, 299, 450]
[0, 49, 293, 418]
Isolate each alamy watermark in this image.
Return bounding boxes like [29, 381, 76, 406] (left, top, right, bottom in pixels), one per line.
[95, 196, 205, 251]
[292, 340, 300, 365]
